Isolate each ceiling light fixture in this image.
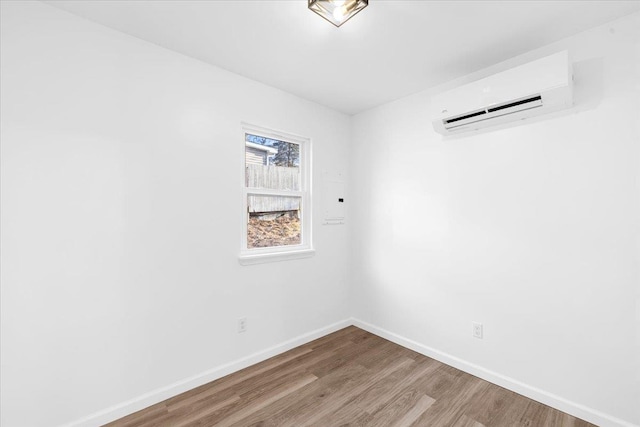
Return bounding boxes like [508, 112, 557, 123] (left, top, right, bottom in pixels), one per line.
[308, 0, 368, 27]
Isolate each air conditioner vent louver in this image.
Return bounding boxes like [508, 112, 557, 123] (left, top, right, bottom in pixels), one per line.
[431, 51, 573, 135]
[442, 94, 544, 131]
[487, 95, 542, 113]
[445, 110, 487, 124]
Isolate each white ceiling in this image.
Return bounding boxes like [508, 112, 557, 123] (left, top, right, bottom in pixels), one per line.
[47, 0, 640, 115]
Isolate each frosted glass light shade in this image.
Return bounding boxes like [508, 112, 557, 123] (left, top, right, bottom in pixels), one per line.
[308, 0, 368, 27]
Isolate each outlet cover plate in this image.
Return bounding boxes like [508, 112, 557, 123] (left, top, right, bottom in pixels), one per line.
[472, 322, 483, 339]
[238, 317, 247, 333]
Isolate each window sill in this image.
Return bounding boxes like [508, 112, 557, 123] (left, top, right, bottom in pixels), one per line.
[238, 248, 316, 266]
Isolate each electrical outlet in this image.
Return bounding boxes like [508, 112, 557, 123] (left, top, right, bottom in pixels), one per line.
[238, 317, 247, 333]
[472, 322, 483, 339]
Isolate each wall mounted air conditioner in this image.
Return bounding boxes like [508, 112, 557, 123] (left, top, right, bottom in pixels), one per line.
[431, 51, 573, 135]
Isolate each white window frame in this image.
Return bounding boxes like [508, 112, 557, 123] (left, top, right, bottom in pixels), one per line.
[239, 123, 314, 265]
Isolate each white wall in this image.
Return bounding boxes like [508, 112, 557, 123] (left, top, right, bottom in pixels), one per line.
[0, 2, 351, 426]
[351, 12, 640, 427]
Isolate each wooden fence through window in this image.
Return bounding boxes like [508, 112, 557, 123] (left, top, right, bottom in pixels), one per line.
[246, 164, 301, 214]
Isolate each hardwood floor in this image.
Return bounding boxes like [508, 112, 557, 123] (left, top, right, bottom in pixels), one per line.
[105, 327, 595, 427]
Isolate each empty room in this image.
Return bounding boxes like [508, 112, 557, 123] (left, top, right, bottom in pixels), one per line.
[1, 1, 639, 426]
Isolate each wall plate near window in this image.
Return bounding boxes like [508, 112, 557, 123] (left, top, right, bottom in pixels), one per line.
[322, 169, 345, 225]
[239, 123, 314, 265]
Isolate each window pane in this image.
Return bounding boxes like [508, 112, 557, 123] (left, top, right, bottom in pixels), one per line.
[247, 195, 301, 249]
[245, 134, 300, 190]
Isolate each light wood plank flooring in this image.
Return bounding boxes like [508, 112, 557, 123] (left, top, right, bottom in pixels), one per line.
[105, 326, 595, 427]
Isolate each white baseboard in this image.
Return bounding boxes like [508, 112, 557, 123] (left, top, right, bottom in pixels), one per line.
[62, 318, 352, 427]
[351, 318, 638, 427]
[62, 317, 637, 427]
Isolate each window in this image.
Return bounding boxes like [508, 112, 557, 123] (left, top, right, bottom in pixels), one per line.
[239, 123, 313, 264]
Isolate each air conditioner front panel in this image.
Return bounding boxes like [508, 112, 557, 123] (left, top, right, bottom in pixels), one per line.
[431, 51, 573, 135]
